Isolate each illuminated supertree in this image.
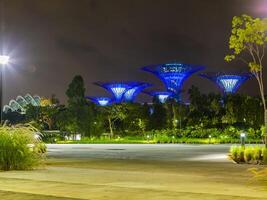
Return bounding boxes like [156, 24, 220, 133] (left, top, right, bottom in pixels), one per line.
[123, 82, 152, 102]
[94, 82, 140, 103]
[199, 73, 252, 94]
[142, 62, 204, 100]
[86, 97, 112, 106]
[143, 91, 174, 103]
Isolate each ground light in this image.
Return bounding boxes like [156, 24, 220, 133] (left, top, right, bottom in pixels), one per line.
[240, 132, 246, 146]
[146, 135, 150, 142]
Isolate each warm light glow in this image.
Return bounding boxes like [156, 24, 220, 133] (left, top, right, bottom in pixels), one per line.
[0, 55, 9, 65]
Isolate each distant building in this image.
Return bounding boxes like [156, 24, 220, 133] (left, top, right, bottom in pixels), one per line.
[3, 94, 41, 114]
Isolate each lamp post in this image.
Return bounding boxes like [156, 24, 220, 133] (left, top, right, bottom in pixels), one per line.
[0, 55, 9, 122]
[240, 132, 246, 147]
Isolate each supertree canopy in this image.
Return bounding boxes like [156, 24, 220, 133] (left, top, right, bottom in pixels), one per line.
[142, 62, 205, 98]
[199, 73, 252, 94]
[123, 82, 152, 102]
[94, 82, 141, 103]
[86, 97, 112, 106]
[144, 91, 174, 103]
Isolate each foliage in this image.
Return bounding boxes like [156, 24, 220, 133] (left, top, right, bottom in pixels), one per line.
[65, 75, 95, 136]
[25, 95, 61, 130]
[225, 15, 267, 141]
[0, 124, 45, 171]
[3, 74, 265, 141]
[100, 104, 128, 138]
[230, 146, 245, 163]
[230, 145, 266, 164]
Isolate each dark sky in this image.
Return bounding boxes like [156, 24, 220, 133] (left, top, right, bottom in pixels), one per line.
[1, 0, 267, 103]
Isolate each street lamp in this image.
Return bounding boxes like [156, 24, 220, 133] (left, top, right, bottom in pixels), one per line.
[240, 132, 246, 147]
[0, 55, 9, 122]
[0, 55, 9, 65]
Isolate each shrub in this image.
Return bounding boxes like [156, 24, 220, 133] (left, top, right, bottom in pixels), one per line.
[244, 147, 253, 163]
[0, 124, 46, 171]
[262, 148, 267, 164]
[230, 146, 245, 163]
[223, 126, 240, 139]
[253, 146, 262, 164]
[230, 146, 267, 164]
[153, 133, 171, 143]
[34, 142, 47, 154]
[230, 146, 240, 163]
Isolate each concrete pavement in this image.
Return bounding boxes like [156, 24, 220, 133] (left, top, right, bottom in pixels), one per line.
[47, 144, 231, 162]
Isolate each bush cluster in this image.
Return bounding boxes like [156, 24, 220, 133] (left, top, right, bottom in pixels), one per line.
[0, 124, 46, 171]
[229, 146, 267, 164]
[139, 126, 263, 144]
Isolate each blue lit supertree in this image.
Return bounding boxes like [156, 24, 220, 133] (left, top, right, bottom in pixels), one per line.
[123, 82, 152, 102]
[94, 82, 141, 103]
[199, 73, 252, 94]
[86, 97, 112, 106]
[143, 91, 174, 103]
[142, 62, 204, 100]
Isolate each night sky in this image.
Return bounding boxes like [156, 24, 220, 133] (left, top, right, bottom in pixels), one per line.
[1, 0, 267, 103]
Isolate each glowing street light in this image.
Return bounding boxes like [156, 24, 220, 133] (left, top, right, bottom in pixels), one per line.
[0, 55, 9, 122]
[0, 55, 9, 65]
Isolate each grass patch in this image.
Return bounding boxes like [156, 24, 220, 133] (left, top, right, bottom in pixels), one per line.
[0, 124, 46, 171]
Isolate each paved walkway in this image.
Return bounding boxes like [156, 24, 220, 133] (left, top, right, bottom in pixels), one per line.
[47, 144, 231, 162]
[0, 144, 266, 200]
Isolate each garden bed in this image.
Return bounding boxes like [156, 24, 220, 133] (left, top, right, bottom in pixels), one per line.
[229, 146, 267, 164]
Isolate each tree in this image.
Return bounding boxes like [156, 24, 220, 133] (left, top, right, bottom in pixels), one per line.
[123, 103, 150, 135]
[66, 75, 94, 136]
[26, 96, 60, 130]
[225, 15, 267, 143]
[101, 104, 127, 138]
[148, 100, 167, 130]
[187, 86, 209, 126]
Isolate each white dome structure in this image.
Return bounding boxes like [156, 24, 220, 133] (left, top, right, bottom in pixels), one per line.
[3, 94, 41, 114]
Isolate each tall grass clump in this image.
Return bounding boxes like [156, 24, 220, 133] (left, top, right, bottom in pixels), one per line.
[230, 146, 245, 163]
[0, 124, 46, 171]
[244, 147, 253, 163]
[230, 145, 267, 164]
